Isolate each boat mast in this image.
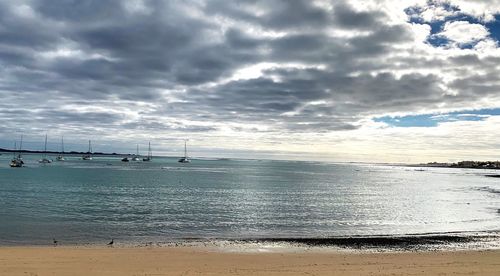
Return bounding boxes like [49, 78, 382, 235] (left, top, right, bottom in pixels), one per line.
[184, 140, 187, 159]
[136, 144, 139, 156]
[148, 142, 152, 159]
[43, 134, 48, 158]
[88, 140, 92, 154]
[13, 141, 17, 158]
[61, 136, 65, 153]
[19, 135, 23, 158]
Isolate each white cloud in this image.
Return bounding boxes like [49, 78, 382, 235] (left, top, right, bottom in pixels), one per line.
[1, 0, 500, 162]
[420, 5, 458, 22]
[438, 20, 489, 45]
[449, 0, 500, 22]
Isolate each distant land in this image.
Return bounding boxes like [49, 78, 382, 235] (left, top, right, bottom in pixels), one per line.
[0, 148, 135, 157]
[416, 161, 500, 170]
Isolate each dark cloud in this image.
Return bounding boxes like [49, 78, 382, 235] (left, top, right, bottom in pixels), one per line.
[449, 73, 500, 98]
[121, 121, 217, 132]
[33, 0, 121, 21]
[449, 54, 481, 65]
[0, 0, 499, 146]
[332, 3, 385, 29]
[0, 4, 61, 50]
[206, 0, 331, 31]
[171, 69, 447, 131]
[258, 0, 331, 30]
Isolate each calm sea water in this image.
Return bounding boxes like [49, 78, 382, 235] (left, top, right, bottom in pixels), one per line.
[0, 153, 499, 245]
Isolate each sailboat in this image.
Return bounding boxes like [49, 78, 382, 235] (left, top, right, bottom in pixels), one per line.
[82, 140, 93, 160]
[131, 144, 140, 161]
[38, 134, 52, 164]
[143, 142, 152, 162]
[9, 137, 24, 168]
[56, 136, 65, 161]
[178, 139, 190, 163]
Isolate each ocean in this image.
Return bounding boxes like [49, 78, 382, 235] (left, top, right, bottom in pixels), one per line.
[0, 153, 499, 246]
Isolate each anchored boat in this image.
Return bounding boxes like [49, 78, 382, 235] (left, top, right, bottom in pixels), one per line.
[82, 140, 93, 160]
[56, 136, 65, 161]
[178, 139, 190, 163]
[10, 137, 24, 168]
[131, 144, 140, 161]
[38, 134, 52, 164]
[143, 142, 152, 162]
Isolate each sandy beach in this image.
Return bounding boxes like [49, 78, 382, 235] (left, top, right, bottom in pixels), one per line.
[0, 246, 499, 275]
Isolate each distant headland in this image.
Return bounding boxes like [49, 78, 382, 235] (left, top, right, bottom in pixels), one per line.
[417, 160, 500, 170]
[0, 148, 132, 157]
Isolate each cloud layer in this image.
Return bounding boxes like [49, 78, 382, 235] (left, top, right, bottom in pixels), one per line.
[0, 0, 499, 161]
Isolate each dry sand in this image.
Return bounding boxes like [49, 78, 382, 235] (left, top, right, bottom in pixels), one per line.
[0, 246, 499, 275]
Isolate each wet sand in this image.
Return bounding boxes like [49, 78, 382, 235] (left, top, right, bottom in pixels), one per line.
[0, 246, 499, 275]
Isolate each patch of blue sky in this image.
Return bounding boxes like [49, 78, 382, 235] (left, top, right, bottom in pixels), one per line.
[374, 108, 500, 127]
[405, 3, 500, 48]
[427, 34, 451, 47]
[486, 14, 500, 42]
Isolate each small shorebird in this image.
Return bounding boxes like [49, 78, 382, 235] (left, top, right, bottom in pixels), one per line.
[53, 238, 58, 246]
[108, 239, 114, 246]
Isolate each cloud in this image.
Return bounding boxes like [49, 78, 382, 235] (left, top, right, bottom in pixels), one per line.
[448, 0, 500, 22]
[405, 1, 460, 23]
[332, 3, 386, 29]
[0, 0, 499, 161]
[406, 0, 500, 23]
[437, 20, 490, 45]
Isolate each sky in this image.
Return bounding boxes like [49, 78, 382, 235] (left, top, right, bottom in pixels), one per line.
[0, 0, 500, 163]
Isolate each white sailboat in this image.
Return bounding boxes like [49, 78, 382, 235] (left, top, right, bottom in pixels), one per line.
[82, 140, 93, 160]
[143, 142, 152, 162]
[131, 144, 140, 161]
[38, 134, 52, 164]
[178, 139, 190, 163]
[56, 136, 65, 161]
[9, 136, 24, 168]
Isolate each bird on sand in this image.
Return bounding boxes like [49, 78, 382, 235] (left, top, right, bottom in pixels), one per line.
[108, 239, 114, 246]
[53, 238, 58, 246]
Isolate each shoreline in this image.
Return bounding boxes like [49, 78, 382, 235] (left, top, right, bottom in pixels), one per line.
[1, 246, 499, 275]
[2, 231, 500, 252]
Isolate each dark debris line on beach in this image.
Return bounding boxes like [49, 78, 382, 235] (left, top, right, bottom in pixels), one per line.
[231, 234, 498, 250]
